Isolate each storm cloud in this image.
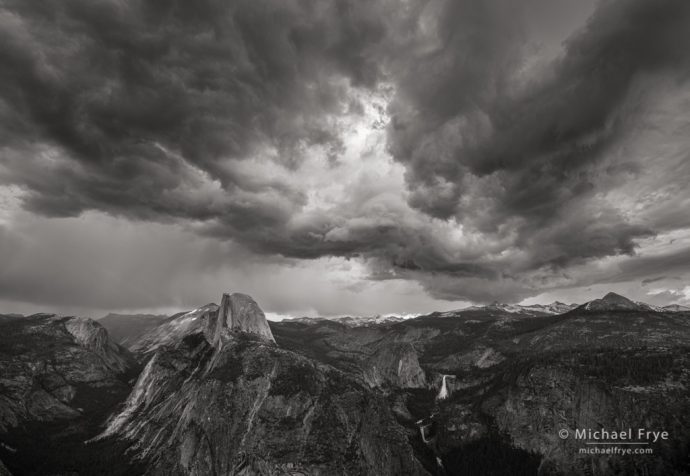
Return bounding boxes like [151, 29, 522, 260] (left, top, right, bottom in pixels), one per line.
[0, 0, 689, 310]
[388, 0, 690, 259]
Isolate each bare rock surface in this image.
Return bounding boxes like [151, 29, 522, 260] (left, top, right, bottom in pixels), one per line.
[131, 293, 275, 357]
[0, 315, 137, 433]
[130, 304, 219, 356]
[211, 293, 275, 345]
[103, 332, 427, 475]
[65, 317, 133, 373]
[0, 314, 140, 475]
[272, 292, 690, 475]
[363, 342, 427, 389]
[3, 291, 689, 475]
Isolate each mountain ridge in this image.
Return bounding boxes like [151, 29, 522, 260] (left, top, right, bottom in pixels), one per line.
[98, 293, 429, 475]
[580, 292, 655, 312]
[3, 290, 689, 475]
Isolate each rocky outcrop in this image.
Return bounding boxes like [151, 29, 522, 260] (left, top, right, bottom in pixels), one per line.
[131, 293, 275, 357]
[99, 292, 426, 475]
[0, 315, 137, 433]
[131, 304, 219, 355]
[64, 317, 133, 373]
[210, 293, 275, 345]
[435, 345, 506, 372]
[273, 292, 690, 475]
[0, 314, 139, 474]
[3, 289, 689, 475]
[427, 348, 690, 476]
[484, 356, 690, 476]
[102, 332, 428, 475]
[363, 342, 426, 389]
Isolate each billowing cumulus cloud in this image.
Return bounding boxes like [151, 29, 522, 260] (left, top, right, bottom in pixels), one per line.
[0, 0, 689, 312]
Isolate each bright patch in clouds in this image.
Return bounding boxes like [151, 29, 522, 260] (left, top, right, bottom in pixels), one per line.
[0, 0, 689, 315]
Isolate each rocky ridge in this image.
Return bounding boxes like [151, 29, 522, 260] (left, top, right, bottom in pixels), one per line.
[64, 317, 133, 373]
[2, 290, 689, 475]
[131, 293, 275, 358]
[211, 292, 275, 345]
[579, 292, 653, 312]
[271, 291, 690, 475]
[0, 314, 139, 475]
[130, 304, 219, 356]
[363, 342, 427, 389]
[100, 292, 428, 475]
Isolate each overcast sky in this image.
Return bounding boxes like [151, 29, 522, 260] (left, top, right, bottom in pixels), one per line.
[1, 0, 690, 318]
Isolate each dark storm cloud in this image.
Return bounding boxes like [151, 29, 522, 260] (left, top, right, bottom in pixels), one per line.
[0, 0, 387, 229]
[1, 0, 689, 306]
[387, 0, 690, 269]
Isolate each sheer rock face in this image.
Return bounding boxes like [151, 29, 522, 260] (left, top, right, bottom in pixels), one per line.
[102, 292, 424, 475]
[273, 297, 690, 475]
[0, 315, 137, 434]
[428, 350, 690, 475]
[64, 317, 132, 373]
[0, 314, 139, 476]
[131, 304, 219, 356]
[212, 293, 275, 345]
[131, 293, 275, 357]
[102, 332, 428, 476]
[483, 360, 690, 476]
[363, 343, 426, 389]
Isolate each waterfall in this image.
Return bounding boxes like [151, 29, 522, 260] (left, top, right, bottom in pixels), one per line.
[437, 374, 450, 400]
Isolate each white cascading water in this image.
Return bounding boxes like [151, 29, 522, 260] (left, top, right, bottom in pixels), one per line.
[437, 374, 450, 400]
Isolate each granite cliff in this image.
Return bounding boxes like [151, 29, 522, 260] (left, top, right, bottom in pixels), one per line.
[100, 292, 428, 475]
[2, 291, 689, 475]
[0, 314, 140, 474]
[271, 293, 690, 475]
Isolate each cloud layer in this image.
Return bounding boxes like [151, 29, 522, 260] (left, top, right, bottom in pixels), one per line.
[1, 0, 689, 310]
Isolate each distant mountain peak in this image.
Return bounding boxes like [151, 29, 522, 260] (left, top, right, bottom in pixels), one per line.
[581, 292, 654, 312]
[130, 293, 274, 355]
[601, 292, 632, 302]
